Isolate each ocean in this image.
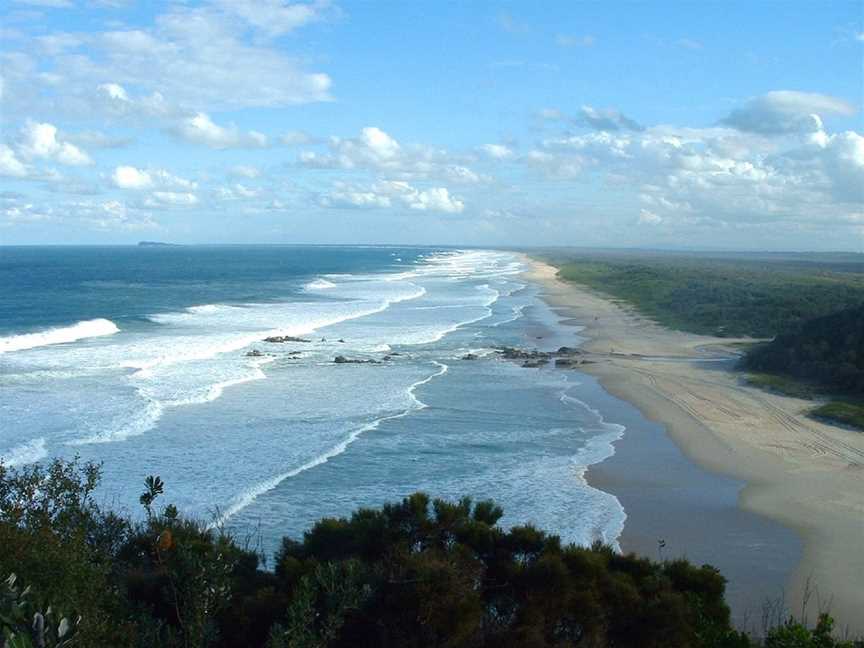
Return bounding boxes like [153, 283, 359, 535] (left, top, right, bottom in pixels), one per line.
[0, 245, 626, 558]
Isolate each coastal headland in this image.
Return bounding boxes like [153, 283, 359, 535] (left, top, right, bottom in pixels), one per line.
[525, 257, 864, 635]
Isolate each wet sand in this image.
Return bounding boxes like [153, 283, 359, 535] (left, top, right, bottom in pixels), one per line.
[525, 257, 864, 635]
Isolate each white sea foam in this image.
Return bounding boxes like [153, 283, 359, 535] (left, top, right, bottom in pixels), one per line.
[211, 361, 449, 527]
[304, 278, 337, 290]
[0, 438, 48, 467]
[67, 399, 165, 446]
[491, 304, 527, 327]
[559, 391, 627, 549]
[0, 319, 119, 354]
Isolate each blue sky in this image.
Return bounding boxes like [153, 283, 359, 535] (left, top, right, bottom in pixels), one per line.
[1, 0, 862, 249]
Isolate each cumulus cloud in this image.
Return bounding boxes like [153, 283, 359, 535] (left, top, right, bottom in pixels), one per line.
[480, 144, 515, 160]
[111, 165, 153, 189]
[172, 112, 268, 149]
[18, 121, 92, 166]
[77, 199, 156, 230]
[229, 165, 261, 178]
[214, 0, 333, 38]
[525, 150, 584, 179]
[637, 208, 663, 225]
[144, 191, 199, 207]
[577, 105, 644, 132]
[720, 91, 857, 135]
[530, 116, 864, 233]
[3, 3, 333, 123]
[319, 184, 393, 209]
[279, 131, 316, 146]
[215, 183, 260, 200]
[320, 180, 465, 214]
[95, 83, 176, 120]
[298, 126, 483, 184]
[64, 129, 132, 149]
[0, 145, 30, 177]
[111, 165, 196, 192]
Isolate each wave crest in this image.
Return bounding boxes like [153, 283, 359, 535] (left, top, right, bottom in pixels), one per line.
[0, 319, 119, 354]
[0, 438, 47, 467]
[304, 278, 337, 290]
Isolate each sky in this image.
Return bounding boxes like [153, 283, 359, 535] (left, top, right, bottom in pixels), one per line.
[1, 0, 862, 250]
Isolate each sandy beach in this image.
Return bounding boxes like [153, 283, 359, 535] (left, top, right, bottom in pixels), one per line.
[525, 257, 864, 635]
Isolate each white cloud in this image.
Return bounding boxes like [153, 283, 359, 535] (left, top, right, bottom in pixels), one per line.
[319, 187, 392, 209]
[18, 121, 93, 166]
[215, 184, 260, 200]
[403, 186, 464, 213]
[229, 165, 261, 178]
[319, 180, 465, 214]
[0, 145, 30, 177]
[720, 91, 857, 135]
[145, 191, 199, 207]
[480, 144, 515, 160]
[279, 131, 316, 146]
[172, 112, 268, 149]
[298, 126, 484, 185]
[95, 83, 176, 120]
[525, 150, 584, 179]
[577, 105, 644, 132]
[111, 165, 153, 189]
[3, 3, 333, 122]
[215, 0, 333, 38]
[111, 166, 196, 191]
[637, 208, 663, 225]
[529, 116, 864, 233]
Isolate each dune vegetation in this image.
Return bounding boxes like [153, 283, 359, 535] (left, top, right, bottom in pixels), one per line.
[1, 458, 860, 648]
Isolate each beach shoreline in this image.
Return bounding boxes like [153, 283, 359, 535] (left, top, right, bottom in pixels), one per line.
[522, 256, 864, 635]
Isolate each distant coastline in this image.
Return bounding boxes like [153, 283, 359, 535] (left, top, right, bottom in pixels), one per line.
[137, 241, 182, 247]
[524, 256, 864, 636]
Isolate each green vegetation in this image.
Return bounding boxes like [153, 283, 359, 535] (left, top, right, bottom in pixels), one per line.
[811, 402, 864, 432]
[541, 252, 864, 338]
[1, 457, 861, 648]
[743, 373, 818, 400]
[538, 251, 864, 422]
[744, 304, 864, 396]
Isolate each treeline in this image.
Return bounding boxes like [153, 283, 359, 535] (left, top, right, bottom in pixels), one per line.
[543, 253, 864, 338]
[1, 459, 860, 648]
[744, 303, 864, 395]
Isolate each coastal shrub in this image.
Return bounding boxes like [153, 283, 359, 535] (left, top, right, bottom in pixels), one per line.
[1, 458, 860, 647]
[548, 255, 864, 339]
[744, 304, 864, 398]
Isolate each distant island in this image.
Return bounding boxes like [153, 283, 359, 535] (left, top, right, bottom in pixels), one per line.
[137, 241, 182, 247]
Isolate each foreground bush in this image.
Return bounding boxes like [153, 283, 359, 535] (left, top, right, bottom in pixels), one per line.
[0, 458, 860, 647]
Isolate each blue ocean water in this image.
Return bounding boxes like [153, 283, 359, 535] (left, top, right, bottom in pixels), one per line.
[0, 245, 625, 556]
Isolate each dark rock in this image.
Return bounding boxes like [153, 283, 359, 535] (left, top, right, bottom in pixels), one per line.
[556, 346, 582, 355]
[246, 349, 264, 357]
[334, 356, 380, 365]
[522, 359, 549, 368]
[263, 335, 311, 343]
[462, 353, 478, 360]
[555, 358, 575, 367]
[338, 339, 345, 343]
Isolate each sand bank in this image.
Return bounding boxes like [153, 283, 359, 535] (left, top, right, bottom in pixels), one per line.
[525, 257, 864, 634]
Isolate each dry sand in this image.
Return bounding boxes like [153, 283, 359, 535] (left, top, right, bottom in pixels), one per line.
[525, 257, 864, 634]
